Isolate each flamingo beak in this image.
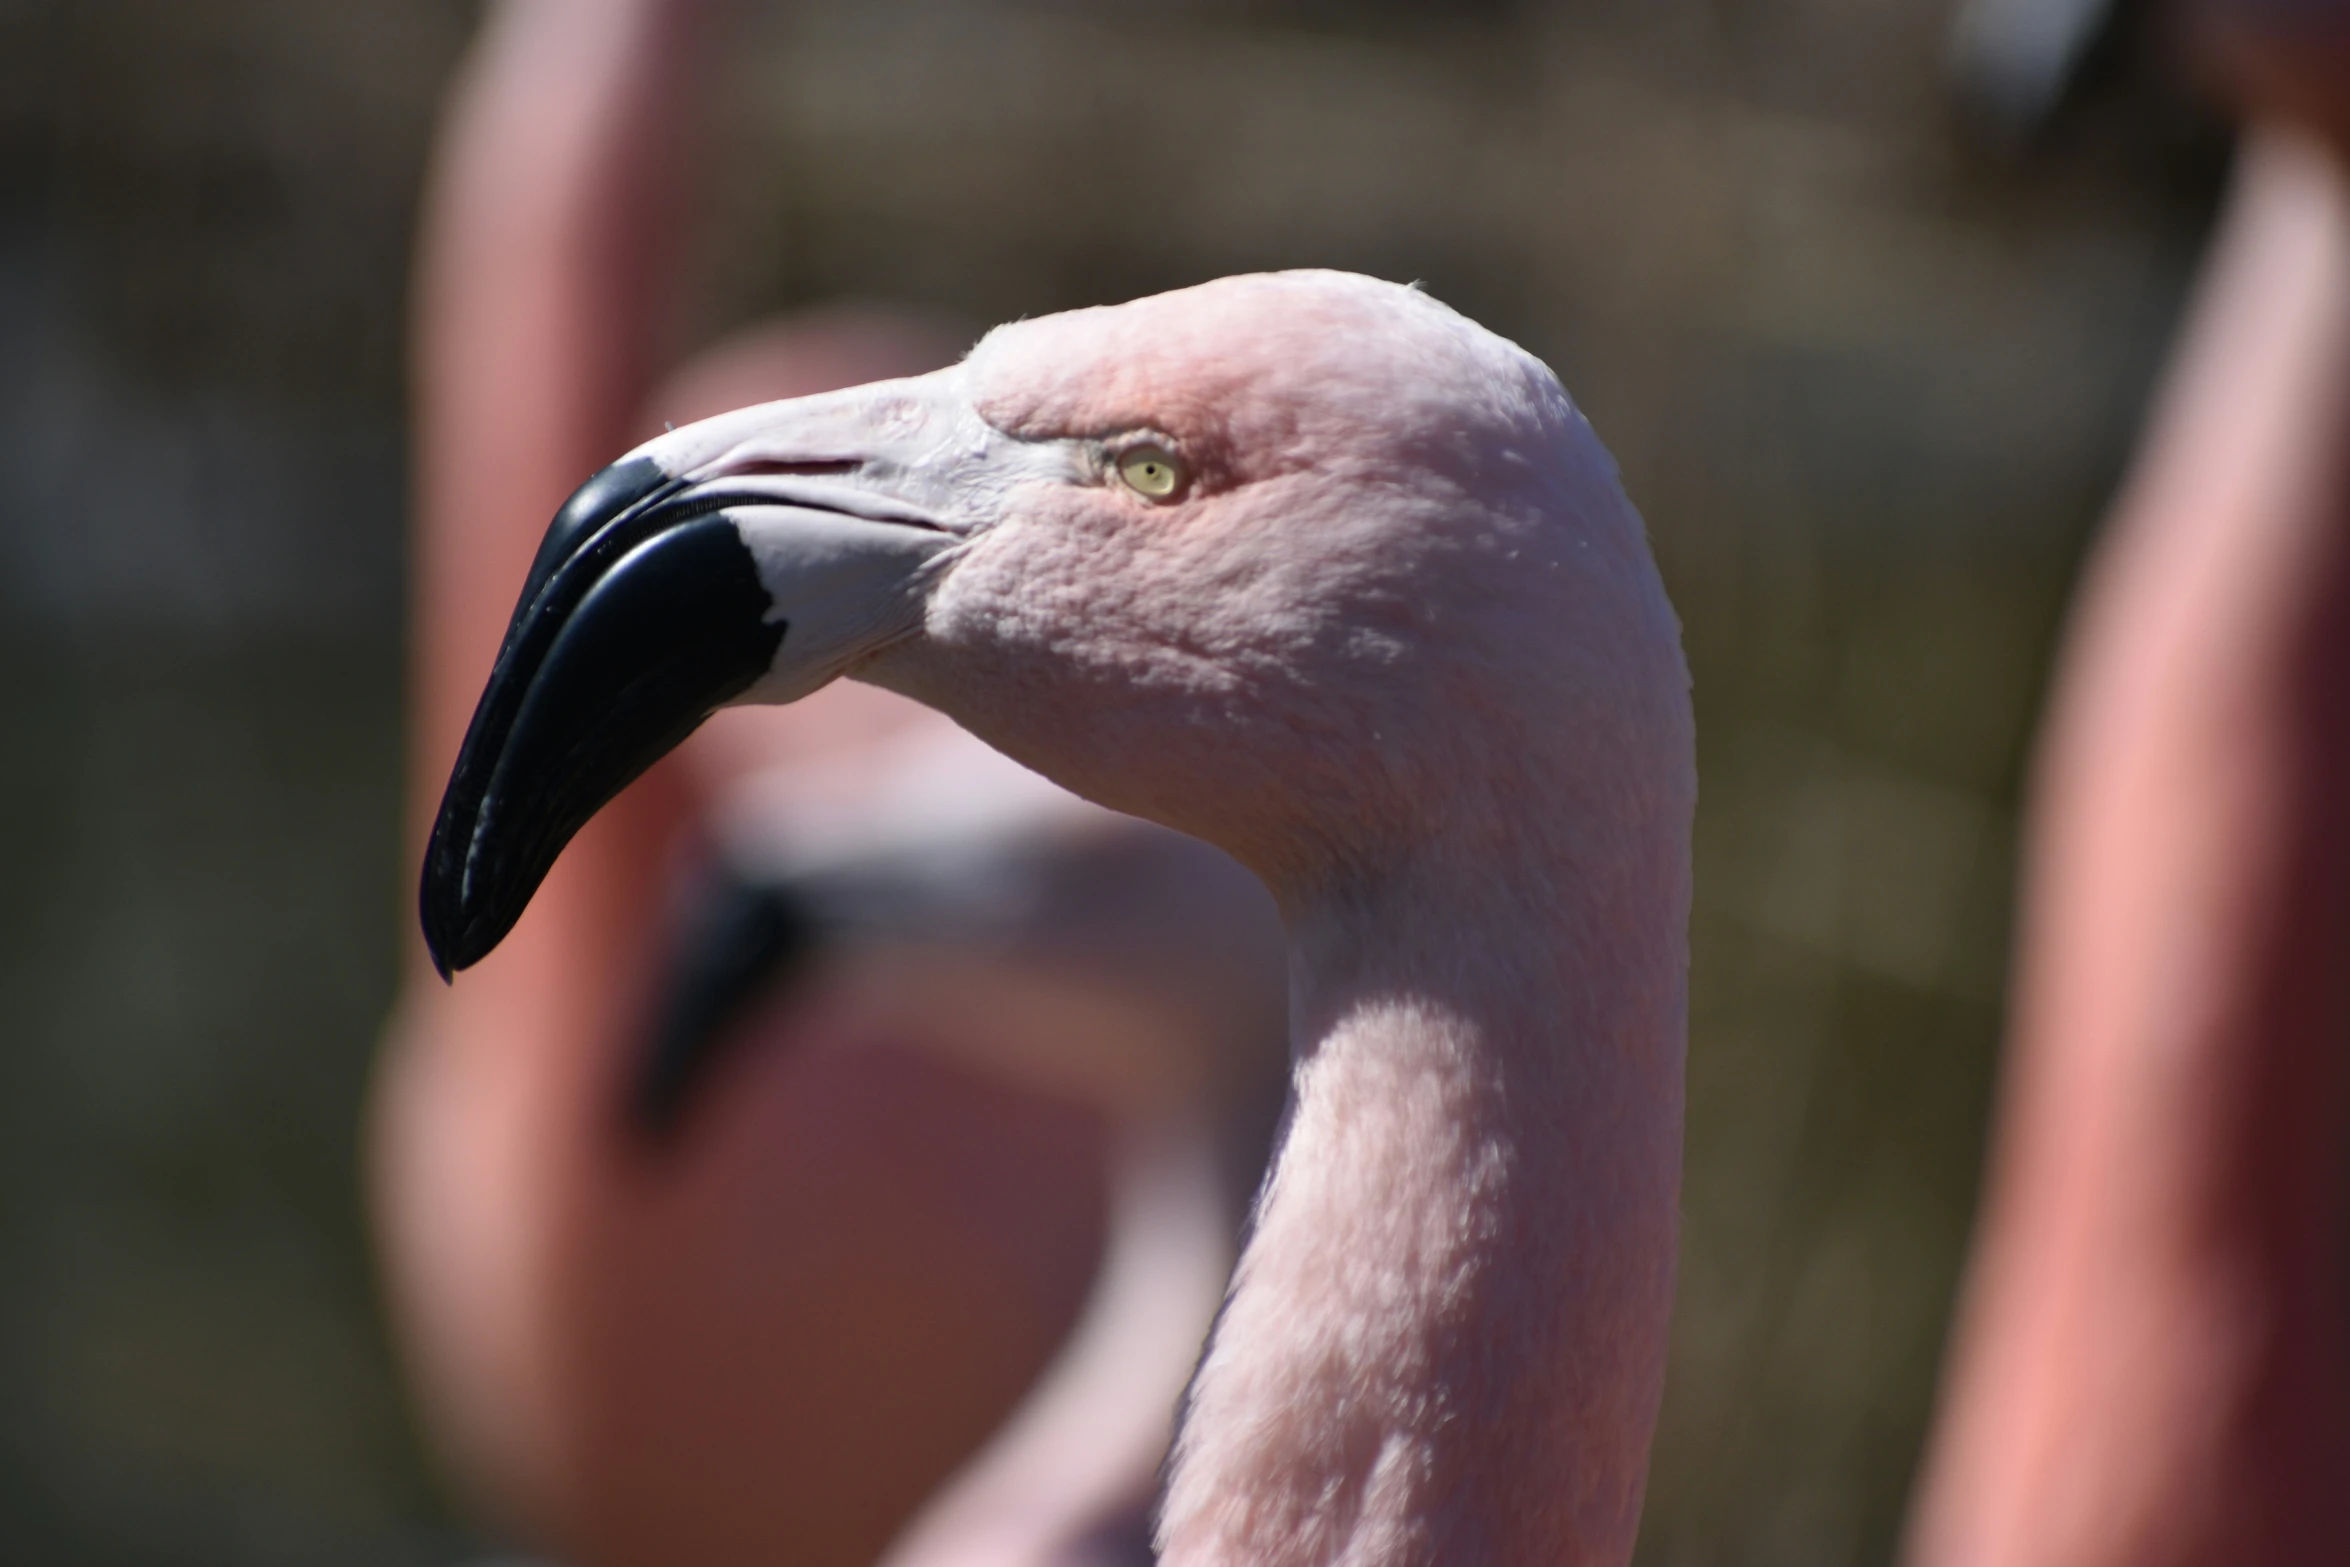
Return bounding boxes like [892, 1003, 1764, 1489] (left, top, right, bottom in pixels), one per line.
[418, 375, 995, 978]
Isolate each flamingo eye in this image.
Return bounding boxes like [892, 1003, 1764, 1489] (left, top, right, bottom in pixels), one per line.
[1116, 444, 1185, 501]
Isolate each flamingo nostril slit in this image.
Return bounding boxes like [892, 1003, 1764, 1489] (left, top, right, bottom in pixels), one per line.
[729, 459, 860, 479]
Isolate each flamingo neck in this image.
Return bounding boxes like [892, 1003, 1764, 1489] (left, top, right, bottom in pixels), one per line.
[1156, 849, 1685, 1567]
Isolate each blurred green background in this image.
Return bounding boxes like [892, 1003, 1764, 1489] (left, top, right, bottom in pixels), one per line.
[0, 0, 2226, 1562]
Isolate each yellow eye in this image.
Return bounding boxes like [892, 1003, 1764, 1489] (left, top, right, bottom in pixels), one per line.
[1117, 444, 1185, 500]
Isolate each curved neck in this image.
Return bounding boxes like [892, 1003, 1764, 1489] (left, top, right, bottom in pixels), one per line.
[1158, 844, 1686, 1567]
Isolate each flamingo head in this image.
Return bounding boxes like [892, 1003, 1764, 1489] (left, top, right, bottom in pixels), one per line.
[422, 270, 1684, 977]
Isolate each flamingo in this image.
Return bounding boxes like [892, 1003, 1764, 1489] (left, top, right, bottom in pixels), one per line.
[419, 268, 1696, 1567]
[383, 4, 1287, 1563]
[1903, 4, 2350, 1557]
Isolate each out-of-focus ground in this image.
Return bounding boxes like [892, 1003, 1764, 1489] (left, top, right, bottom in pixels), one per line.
[0, 0, 2226, 1563]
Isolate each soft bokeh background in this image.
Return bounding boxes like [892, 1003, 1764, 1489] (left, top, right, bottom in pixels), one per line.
[0, 0, 2226, 1562]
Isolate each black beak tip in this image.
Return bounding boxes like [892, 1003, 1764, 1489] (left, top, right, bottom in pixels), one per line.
[411, 454, 695, 986]
[412, 500, 788, 982]
[418, 885, 508, 983]
[418, 801, 519, 982]
[417, 847, 469, 983]
[418, 821, 539, 982]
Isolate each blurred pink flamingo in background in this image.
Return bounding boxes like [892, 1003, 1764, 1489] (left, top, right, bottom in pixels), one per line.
[1906, 2, 2350, 1561]
[379, 3, 1283, 1564]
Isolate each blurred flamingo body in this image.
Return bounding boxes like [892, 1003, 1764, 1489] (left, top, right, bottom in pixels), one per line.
[387, 5, 1284, 1565]
[1900, 4, 2350, 1562]
[1903, 119, 2350, 1567]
